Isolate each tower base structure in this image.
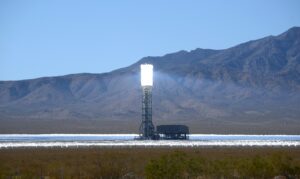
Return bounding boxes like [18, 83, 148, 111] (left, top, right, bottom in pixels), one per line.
[139, 86, 156, 139]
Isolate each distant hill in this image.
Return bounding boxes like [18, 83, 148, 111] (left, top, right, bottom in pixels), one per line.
[0, 27, 299, 134]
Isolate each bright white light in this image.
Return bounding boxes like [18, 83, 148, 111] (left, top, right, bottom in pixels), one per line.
[141, 64, 153, 86]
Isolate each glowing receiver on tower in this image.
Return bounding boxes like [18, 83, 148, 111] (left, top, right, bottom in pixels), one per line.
[140, 64, 153, 86]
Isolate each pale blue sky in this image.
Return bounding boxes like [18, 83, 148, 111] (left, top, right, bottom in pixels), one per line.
[1, 0, 300, 80]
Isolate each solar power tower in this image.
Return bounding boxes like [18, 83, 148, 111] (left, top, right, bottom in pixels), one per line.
[139, 64, 155, 139]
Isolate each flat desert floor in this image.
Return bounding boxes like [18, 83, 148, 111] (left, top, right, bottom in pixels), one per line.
[0, 119, 299, 134]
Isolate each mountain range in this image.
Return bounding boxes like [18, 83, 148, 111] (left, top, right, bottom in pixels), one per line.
[0, 27, 299, 134]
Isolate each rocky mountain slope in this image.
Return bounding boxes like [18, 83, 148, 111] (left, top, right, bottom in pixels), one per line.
[0, 27, 299, 133]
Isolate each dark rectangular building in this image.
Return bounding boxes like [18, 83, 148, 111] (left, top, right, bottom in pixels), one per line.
[156, 125, 189, 140]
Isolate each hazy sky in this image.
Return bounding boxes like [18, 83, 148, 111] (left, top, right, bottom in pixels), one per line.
[1, 0, 300, 80]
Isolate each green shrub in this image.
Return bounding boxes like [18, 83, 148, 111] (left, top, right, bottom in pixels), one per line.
[145, 151, 189, 179]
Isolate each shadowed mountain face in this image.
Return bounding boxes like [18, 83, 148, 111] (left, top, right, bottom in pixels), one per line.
[0, 27, 300, 133]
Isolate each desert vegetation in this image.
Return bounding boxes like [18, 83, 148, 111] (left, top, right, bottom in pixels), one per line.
[0, 147, 299, 178]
